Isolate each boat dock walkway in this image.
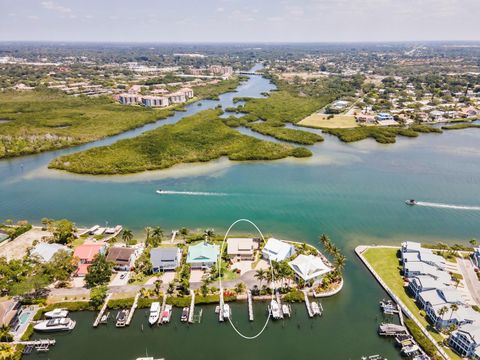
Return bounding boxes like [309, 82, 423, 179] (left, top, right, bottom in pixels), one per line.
[397, 304, 404, 326]
[170, 230, 178, 244]
[219, 289, 225, 322]
[126, 293, 140, 326]
[16, 339, 56, 354]
[276, 291, 284, 319]
[188, 289, 195, 324]
[93, 293, 112, 327]
[158, 294, 168, 325]
[247, 290, 254, 321]
[303, 291, 313, 318]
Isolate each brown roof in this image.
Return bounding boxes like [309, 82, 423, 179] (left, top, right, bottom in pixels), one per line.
[106, 247, 135, 265]
[0, 299, 19, 326]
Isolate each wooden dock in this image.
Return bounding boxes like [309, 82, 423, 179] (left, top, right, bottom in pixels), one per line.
[126, 293, 140, 326]
[398, 304, 404, 326]
[247, 290, 254, 321]
[93, 293, 112, 327]
[188, 289, 195, 324]
[158, 294, 168, 325]
[219, 289, 225, 322]
[170, 230, 178, 243]
[303, 291, 313, 318]
[16, 339, 56, 354]
[275, 291, 284, 319]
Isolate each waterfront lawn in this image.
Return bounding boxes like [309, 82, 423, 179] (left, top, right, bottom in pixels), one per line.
[363, 247, 461, 360]
[298, 114, 358, 129]
[49, 109, 311, 175]
[0, 89, 176, 159]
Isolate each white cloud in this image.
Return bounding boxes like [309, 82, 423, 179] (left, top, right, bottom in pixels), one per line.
[41, 1, 73, 15]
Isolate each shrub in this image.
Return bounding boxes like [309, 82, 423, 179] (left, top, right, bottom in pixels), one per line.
[283, 289, 304, 303]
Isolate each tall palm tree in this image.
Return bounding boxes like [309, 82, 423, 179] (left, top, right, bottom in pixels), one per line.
[204, 229, 215, 242]
[0, 343, 16, 360]
[334, 254, 347, 274]
[151, 226, 164, 246]
[254, 269, 267, 287]
[122, 229, 133, 243]
[449, 303, 459, 321]
[437, 306, 449, 329]
[144, 227, 152, 245]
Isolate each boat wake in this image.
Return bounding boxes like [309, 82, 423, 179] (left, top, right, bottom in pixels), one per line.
[415, 201, 480, 211]
[156, 190, 228, 196]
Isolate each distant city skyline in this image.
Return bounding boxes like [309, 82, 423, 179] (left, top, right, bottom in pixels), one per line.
[1, 0, 480, 43]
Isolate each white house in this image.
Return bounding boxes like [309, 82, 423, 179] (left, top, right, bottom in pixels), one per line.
[449, 323, 480, 358]
[288, 254, 332, 282]
[262, 238, 295, 262]
[31, 243, 72, 262]
[227, 238, 257, 262]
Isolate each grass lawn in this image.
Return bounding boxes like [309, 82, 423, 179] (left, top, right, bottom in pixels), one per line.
[363, 247, 461, 360]
[298, 113, 358, 129]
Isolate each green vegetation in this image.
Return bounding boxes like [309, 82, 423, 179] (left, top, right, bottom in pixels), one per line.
[410, 124, 443, 134]
[283, 289, 304, 303]
[49, 109, 305, 175]
[20, 324, 34, 341]
[404, 318, 443, 360]
[34, 301, 93, 320]
[246, 122, 323, 145]
[441, 123, 480, 130]
[0, 250, 77, 298]
[363, 247, 460, 360]
[0, 223, 32, 240]
[192, 77, 244, 100]
[84, 254, 113, 288]
[0, 89, 176, 158]
[322, 126, 434, 144]
[90, 285, 108, 308]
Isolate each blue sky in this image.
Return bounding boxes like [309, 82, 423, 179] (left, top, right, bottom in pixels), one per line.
[1, 0, 479, 42]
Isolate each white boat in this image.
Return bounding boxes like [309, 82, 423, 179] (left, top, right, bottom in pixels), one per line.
[222, 304, 231, 319]
[269, 300, 282, 319]
[405, 199, 417, 206]
[180, 307, 189, 322]
[116, 309, 129, 327]
[311, 301, 322, 316]
[44, 308, 69, 319]
[148, 302, 160, 325]
[161, 305, 172, 324]
[34, 318, 76, 332]
[282, 304, 291, 317]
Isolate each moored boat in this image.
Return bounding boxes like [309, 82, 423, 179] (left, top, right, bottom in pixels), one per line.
[148, 302, 160, 325]
[222, 304, 231, 320]
[310, 301, 322, 316]
[44, 308, 69, 319]
[116, 309, 129, 327]
[269, 300, 282, 319]
[34, 317, 76, 332]
[282, 304, 291, 317]
[180, 307, 189, 322]
[161, 305, 172, 324]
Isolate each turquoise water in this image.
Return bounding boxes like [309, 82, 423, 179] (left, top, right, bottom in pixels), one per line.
[1, 67, 480, 359]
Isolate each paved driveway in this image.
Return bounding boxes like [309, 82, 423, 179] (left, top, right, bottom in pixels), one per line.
[458, 258, 480, 305]
[110, 271, 130, 287]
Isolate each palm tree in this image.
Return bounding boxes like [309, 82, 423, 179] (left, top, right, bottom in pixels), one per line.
[151, 226, 164, 247]
[235, 282, 246, 294]
[437, 306, 449, 329]
[144, 227, 152, 245]
[204, 229, 215, 242]
[122, 229, 133, 243]
[0, 343, 16, 360]
[334, 254, 347, 274]
[449, 303, 459, 321]
[0, 324, 12, 342]
[470, 239, 477, 247]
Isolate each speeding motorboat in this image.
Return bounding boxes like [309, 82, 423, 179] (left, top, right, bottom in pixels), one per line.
[405, 199, 417, 206]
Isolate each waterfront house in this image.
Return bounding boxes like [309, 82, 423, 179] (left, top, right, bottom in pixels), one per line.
[118, 93, 140, 105]
[141, 95, 170, 107]
[0, 299, 19, 326]
[262, 238, 295, 262]
[429, 110, 445, 121]
[73, 243, 106, 276]
[288, 254, 332, 282]
[403, 261, 450, 281]
[449, 323, 480, 358]
[408, 275, 446, 299]
[376, 119, 399, 126]
[461, 107, 479, 118]
[227, 238, 257, 262]
[31, 243, 72, 263]
[180, 87, 194, 99]
[402, 250, 446, 271]
[375, 112, 394, 121]
[186, 242, 219, 269]
[106, 247, 136, 271]
[151, 247, 182, 272]
[168, 92, 187, 104]
[356, 114, 376, 123]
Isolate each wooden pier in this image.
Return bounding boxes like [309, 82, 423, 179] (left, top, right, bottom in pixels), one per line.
[247, 290, 254, 321]
[219, 289, 225, 322]
[158, 294, 168, 325]
[125, 293, 140, 326]
[17, 339, 56, 354]
[275, 291, 284, 319]
[93, 293, 112, 327]
[397, 304, 404, 326]
[303, 291, 313, 318]
[188, 289, 195, 324]
[170, 230, 178, 244]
